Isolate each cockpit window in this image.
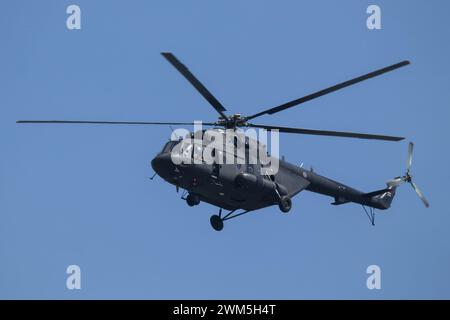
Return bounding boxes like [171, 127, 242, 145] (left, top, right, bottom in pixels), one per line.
[161, 141, 179, 153]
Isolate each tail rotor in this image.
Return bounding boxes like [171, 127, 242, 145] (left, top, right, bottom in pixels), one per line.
[387, 142, 429, 208]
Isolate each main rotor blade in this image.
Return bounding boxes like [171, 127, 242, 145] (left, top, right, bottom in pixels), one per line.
[247, 124, 404, 141]
[245, 60, 410, 121]
[410, 181, 430, 208]
[161, 52, 228, 118]
[16, 120, 216, 126]
[407, 142, 414, 172]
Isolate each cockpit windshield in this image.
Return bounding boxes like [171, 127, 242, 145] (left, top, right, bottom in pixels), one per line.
[160, 140, 179, 153]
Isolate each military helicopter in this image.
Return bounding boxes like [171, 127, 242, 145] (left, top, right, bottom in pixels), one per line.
[17, 53, 429, 231]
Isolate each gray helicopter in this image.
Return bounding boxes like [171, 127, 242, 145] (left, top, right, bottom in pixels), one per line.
[17, 53, 429, 231]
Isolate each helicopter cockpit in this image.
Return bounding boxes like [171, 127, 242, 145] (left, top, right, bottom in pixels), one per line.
[160, 140, 180, 154]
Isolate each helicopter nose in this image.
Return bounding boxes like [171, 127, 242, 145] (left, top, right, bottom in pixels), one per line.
[151, 154, 165, 175]
[151, 153, 174, 178]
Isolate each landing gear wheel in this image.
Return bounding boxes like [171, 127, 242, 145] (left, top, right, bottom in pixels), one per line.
[186, 194, 200, 207]
[278, 196, 292, 213]
[210, 215, 224, 231]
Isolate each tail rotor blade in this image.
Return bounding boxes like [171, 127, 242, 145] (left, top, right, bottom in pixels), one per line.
[407, 142, 414, 172]
[410, 181, 430, 208]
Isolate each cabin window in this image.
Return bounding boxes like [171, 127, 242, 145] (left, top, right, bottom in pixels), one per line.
[193, 144, 203, 162]
[179, 140, 193, 158]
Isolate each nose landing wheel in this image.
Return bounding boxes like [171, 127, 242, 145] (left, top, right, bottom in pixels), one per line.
[186, 193, 200, 207]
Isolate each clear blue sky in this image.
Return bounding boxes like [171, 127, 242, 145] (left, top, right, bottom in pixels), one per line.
[1, 0, 449, 299]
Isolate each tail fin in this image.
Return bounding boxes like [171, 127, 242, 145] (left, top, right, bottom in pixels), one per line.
[376, 185, 397, 209]
[363, 185, 397, 209]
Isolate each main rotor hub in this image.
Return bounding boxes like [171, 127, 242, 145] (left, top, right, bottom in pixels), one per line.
[216, 113, 248, 129]
[404, 173, 412, 182]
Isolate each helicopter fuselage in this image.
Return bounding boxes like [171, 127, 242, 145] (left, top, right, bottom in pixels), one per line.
[150, 135, 394, 213]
